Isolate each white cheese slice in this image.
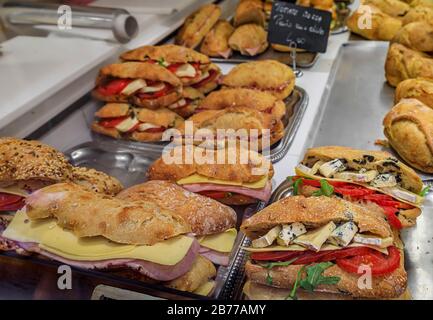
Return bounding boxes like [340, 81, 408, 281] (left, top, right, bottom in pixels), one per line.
[353, 234, 393, 248]
[277, 222, 307, 246]
[319, 159, 346, 178]
[174, 64, 197, 78]
[115, 117, 139, 132]
[293, 222, 336, 251]
[252, 225, 281, 248]
[137, 123, 160, 132]
[334, 170, 378, 183]
[139, 82, 166, 93]
[195, 70, 209, 82]
[382, 187, 422, 204]
[327, 221, 358, 247]
[168, 98, 187, 110]
[120, 79, 146, 95]
[370, 174, 397, 188]
[243, 243, 389, 254]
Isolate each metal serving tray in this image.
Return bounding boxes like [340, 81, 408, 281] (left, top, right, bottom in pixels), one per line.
[301, 41, 433, 299]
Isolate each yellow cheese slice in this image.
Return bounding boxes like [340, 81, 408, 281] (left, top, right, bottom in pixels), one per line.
[0, 186, 28, 197]
[3, 210, 193, 266]
[177, 174, 268, 189]
[242, 243, 389, 255]
[193, 280, 215, 296]
[197, 228, 237, 253]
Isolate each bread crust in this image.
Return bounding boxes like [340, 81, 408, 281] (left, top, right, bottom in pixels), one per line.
[130, 90, 183, 109]
[176, 4, 221, 49]
[234, 0, 266, 27]
[117, 180, 236, 236]
[25, 183, 191, 245]
[392, 22, 433, 53]
[362, 0, 409, 17]
[384, 98, 433, 173]
[301, 145, 423, 194]
[228, 24, 269, 57]
[0, 137, 72, 185]
[71, 167, 123, 196]
[222, 60, 295, 99]
[385, 43, 433, 87]
[147, 145, 274, 183]
[346, 5, 401, 41]
[395, 78, 433, 109]
[200, 20, 234, 58]
[245, 258, 407, 298]
[402, 6, 433, 26]
[120, 44, 210, 65]
[241, 195, 393, 239]
[94, 103, 130, 118]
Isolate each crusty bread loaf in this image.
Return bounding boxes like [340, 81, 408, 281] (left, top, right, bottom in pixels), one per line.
[395, 78, 433, 109]
[71, 167, 123, 195]
[392, 21, 433, 53]
[200, 20, 234, 58]
[25, 183, 191, 245]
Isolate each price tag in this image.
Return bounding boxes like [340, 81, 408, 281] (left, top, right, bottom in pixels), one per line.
[268, 2, 332, 53]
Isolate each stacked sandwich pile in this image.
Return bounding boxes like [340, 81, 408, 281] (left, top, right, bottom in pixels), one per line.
[176, 0, 338, 59]
[241, 146, 427, 299]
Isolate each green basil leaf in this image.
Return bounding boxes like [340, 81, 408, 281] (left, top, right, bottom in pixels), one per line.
[293, 179, 303, 196]
[320, 179, 334, 197]
[420, 186, 430, 197]
[157, 57, 165, 66]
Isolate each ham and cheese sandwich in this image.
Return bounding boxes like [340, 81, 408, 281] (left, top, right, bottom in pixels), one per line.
[0, 137, 122, 212]
[200, 20, 234, 59]
[221, 60, 295, 100]
[167, 87, 204, 118]
[228, 24, 269, 57]
[294, 146, 425, 229]
[147, 145, 273, 205]
[120, 44, 221, 90]
[92, 62, 182, 109]
[91, 103, 184, 142]
[241, 196, 407, 299]
[117, 180, 238, 266]
[0, 183, 215, 295]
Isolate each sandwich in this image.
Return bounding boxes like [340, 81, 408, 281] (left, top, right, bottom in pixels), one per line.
[1, 183, 216, 296]
[117, 180, 238, 266]
[293, 145, 425, 229]
[200, 20, 235, 59]
[392, 22, 433, 53]
[346, 5, 402, 41]
[385, 43, 433, 87]
[120, 44, 215, 87]
[177, 107, 285, 149]
[233, 0, 266, 27]
[241, 195, 407, 299]
[167, 87, 204, 118]
[271, 44, 306, 53]
[190, 63, 221, 94]
[384, 99, 433, 173]
[91, 103, 184, 142]
[92, 62, 182, 109]
[402, 5, 433, 26]
[0, 137, 122, 212]
[176, 4, 221, 49]
[197, 88, 287, 121]
[395, 78, 433, 109]
[146, 145, 274, 205]
[362, 0, 409, 17]
[228, 24, 269, 57]
[221, 60, 295, 100]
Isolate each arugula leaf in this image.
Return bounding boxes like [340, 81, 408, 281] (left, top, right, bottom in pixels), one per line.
[293, 178, 303, 195]
[263, 258, 297, 287]
[320, 179, 334, 196]
[420, 186, 430, 197]
[299, 262, 340, 292]
[266, 273, 273, 285]
[311, 190, 323, 196]
[286, 266, 305, 300]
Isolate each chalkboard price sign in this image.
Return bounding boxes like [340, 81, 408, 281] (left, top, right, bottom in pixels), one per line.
[267, 2, 332, 53]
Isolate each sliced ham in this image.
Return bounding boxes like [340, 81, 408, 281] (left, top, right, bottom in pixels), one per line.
[218, 49, 232, 59]
[245, 46, 262, 56]
[13, 238, 200, 281]
[182, 181, 272, 203]
[199, 246, 230, 266]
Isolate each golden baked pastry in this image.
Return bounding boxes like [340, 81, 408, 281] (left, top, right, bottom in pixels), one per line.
[362, 0, 410, 17]
[228, 24, 269, 57]
[222, 60, 295, 100]
[271, 44, 306, 53]
[402, 6, 433, 25]
[392, 21, 433, 53]
[200, 20, 234, 59]
[408, 0, 433, 9]
[383, 98, 433, 173]
[234, 0, 266, 27]
[176, 4, 221, 49]
[385, 43, 433, 87]
[168, 86, 204, 118]
[395, 78, 433, 109]
[346, 5, 402, 41]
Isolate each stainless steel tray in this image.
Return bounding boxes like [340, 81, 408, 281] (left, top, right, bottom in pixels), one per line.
[301, 41, 433, 299]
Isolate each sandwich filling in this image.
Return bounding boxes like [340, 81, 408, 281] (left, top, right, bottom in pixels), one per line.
[2, 210, 199, 281]
[147, 59, 211, 85]
[197, 228, 237, 266]
[0, 186, 34, 212]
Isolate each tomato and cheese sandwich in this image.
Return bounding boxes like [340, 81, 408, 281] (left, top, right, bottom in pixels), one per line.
[294, 146, 425, 229]
[197, 88, 286, 121]
[1, 183, 216, 295]
[147, 145, 273, 205]
[241, 196, 407, 299]
[91, 103, 184, 142]
[221, 60, 296, 100]
[117, 180, 237, 266]
[167, 87, 204, 118]
[92, 62, 183, 109]
[120, 44, 220, 89]
[0, 137, 122, 212]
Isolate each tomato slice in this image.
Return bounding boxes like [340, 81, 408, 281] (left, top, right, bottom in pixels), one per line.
[334, 185, 375, 197]
[250, 251, 303, 262]
[293, 177, 348, 188]
[166, 63, 183, 73]
[99, 116, 129, 128]
[199, 191, 230, 200]
[97, 79, 132, 96]
[382, 206, 403, 229]
[192, 69, 219, 88]
[0, 193, 25, 212]
[317, 247, 372, 262]
[144, 126, 166, 133]
[337, 246, 400, 276]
